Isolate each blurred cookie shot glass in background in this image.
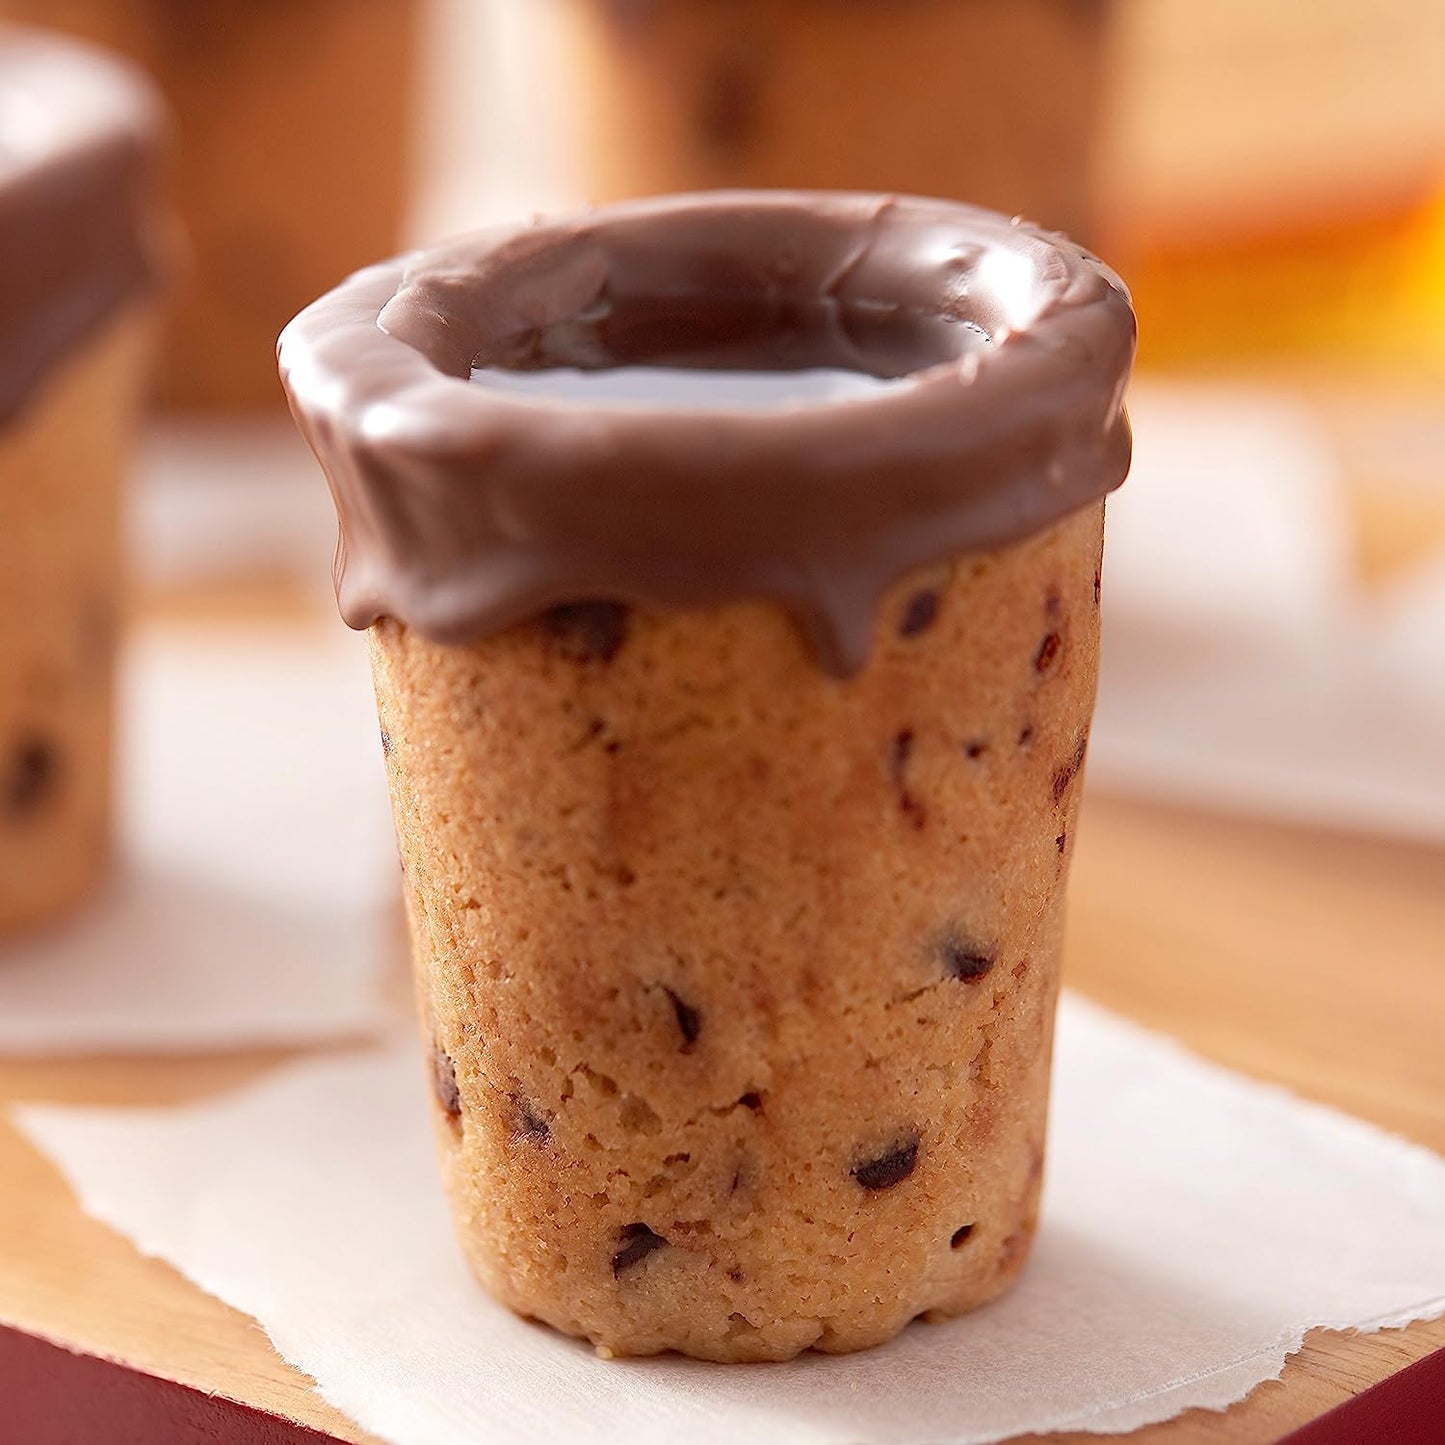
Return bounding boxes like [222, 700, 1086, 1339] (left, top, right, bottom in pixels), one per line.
[280, 192, 1135, 1361]
[556, 0, 1115, 241]
[0, 0, 419, 409]
[0, 26, 170, 931]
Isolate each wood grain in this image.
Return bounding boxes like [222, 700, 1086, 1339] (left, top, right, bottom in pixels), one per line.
[2, 791, 1441, 1441]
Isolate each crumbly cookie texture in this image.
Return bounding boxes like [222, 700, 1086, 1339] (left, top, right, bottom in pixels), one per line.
[0, 309, 153, 934]
[370, 501, 1104, 1362]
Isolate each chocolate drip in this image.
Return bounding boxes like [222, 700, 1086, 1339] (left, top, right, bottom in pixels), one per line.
[280, 191, 1134, 676]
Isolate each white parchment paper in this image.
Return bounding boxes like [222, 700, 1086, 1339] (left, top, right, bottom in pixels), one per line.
[15, 996, 1445, 1444]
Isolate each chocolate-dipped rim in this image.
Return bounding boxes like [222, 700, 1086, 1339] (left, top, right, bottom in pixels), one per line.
[279, 191, 1135, 676]
[0, 26, 167, 425]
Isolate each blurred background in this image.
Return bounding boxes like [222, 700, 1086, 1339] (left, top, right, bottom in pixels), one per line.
[7, 0, 1445, 842]
[3, 6, 1443, 1428]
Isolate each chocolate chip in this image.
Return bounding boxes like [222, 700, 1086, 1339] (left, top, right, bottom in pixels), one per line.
[941, 936, 995, 982]
[1052, 733, 1090, 803]
[431, 1048, 461, 1120]
[1057, 0, 1113, 30]
[1034, 632, 1063, 673]
[664, 988, 701, 1049]
[379, 726, 392, 757]
[737, 1091, 763, 1111]
[512, 1095, 549, 1142]
[899, 589, 940, 638]
[697, 47, 761, 154]
[4, 738, 59, 818]
[726, 1265, 745, 1284]
[542, 602, 629, 663]
[996, 1228, 1031, 1276]
[891, 729, 914, 773]
[602, 0, 654, 31]
[890, 729, 926, 829]
[963, 739, 989, 760]
[1018, 724, 1035, 747]
[612, 1223, 667, 1275]
[80, 596, 117, 669]
[951, 1224, 975, 1249]
[1026, 1143, 1046, 1190]
[1056, 832, 1067, 853]
[852, 1136, 920, 1191]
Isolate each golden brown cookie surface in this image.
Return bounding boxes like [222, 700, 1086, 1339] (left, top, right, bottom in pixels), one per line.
[371, 501, 1103, 1360]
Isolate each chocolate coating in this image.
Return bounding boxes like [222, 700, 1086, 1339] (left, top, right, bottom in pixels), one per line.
[279, 191, 1134, 676]
[0, 26, 167, 425]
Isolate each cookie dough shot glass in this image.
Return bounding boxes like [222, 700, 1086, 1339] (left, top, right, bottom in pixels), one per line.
[280, 193, 1135, 1361]
[0, 27, 167, 932]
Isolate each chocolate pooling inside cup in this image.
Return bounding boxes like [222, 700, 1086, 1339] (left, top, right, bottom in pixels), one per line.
[279, 191, 1135, 675]
[467, 280, 987, 409]
[469, 360, 912, 409]
[0, 27, 168, 426]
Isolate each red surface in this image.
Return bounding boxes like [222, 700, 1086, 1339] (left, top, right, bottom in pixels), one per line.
[1277, 1344, 1445, 1445]
[0, 1322, 349, 1444]
[4, 1313, 1441, 1444]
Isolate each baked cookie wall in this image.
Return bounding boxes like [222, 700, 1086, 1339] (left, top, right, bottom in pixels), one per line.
[370, 500, 1104, 1360]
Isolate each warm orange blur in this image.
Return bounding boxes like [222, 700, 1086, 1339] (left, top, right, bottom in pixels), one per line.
[1098, 0, 1445, 379]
